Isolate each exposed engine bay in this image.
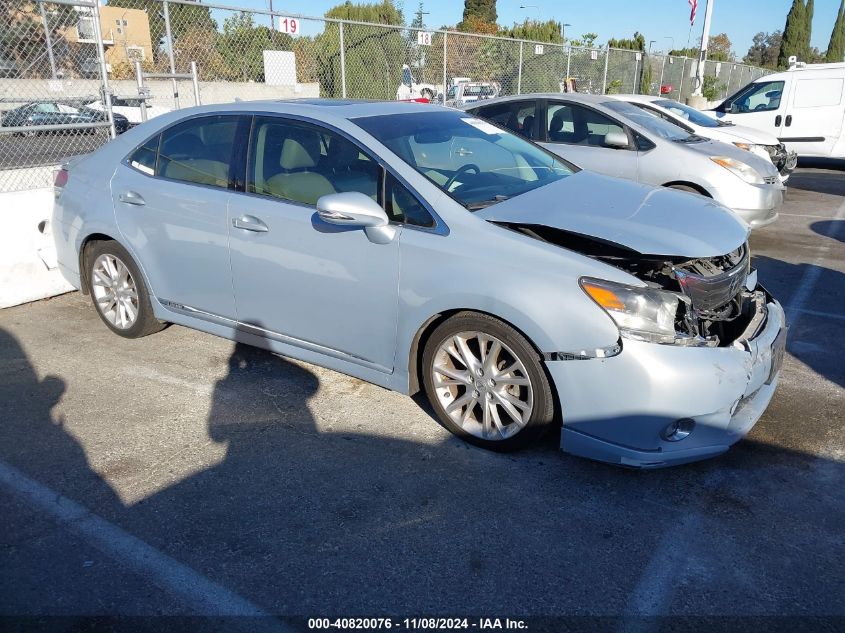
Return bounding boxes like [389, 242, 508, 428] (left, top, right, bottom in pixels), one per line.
[501, 223, 765, 347]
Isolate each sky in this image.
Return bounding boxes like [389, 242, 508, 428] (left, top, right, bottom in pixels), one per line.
[224, 0, 842, 56]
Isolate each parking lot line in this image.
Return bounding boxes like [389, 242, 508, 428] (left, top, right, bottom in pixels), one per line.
[0, 458, 284, 622]
[785, 198, 845, 329]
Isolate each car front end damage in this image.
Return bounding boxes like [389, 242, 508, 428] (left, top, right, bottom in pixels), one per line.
[512, 226, 786, 468]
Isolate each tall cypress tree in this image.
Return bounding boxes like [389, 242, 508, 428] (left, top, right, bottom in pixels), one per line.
[827, 0, 845, 62]
[778, 0, 808, 67]
[461, 0, 497, 25]
[805, 0, 815, 60]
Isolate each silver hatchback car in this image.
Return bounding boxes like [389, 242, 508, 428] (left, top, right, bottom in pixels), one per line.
[463, 93, 785, 228]
[52, 100, 786, 468]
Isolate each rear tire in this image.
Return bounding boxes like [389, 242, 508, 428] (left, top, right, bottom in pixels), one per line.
[85, 240, 164, 339]
[421, 312, 555, 452]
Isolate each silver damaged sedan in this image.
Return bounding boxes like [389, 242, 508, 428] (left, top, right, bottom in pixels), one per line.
[52, 100, 787, 468]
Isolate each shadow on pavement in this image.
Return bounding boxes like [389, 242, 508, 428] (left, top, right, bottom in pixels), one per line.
[810, 220, 845, 243]
[1, 323, 844, 623]
[752, 255, 845, 388]
[788, 161, 845, 196]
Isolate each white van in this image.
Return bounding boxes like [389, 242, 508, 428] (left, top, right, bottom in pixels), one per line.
[709, 60, 845, 158]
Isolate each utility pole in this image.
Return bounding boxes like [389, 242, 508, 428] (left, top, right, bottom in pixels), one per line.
[691, 0, 714, 99]
[269, 0, 274, 32]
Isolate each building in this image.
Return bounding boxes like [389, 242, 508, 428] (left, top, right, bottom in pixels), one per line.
[66, 4, 154, 75]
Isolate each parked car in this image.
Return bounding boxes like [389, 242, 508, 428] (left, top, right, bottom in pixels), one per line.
[86, 97, 170, 126]
[708, 60, 845, 158]
[1, 101, 129, 134]
[464, 93, 784, 228]
[52, 100, 786, 468]
[396, 64, 443, 101]
[608, 94, 797, 182]
[444, 81, 500, 107]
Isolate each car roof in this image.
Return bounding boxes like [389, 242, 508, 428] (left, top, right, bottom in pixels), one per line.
[463, 92, 616, 107]
[159, 98, 439, 122]
[607, 94, 660, 103]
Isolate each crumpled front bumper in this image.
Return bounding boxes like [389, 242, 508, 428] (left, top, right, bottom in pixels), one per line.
[548, 292, 786, 468]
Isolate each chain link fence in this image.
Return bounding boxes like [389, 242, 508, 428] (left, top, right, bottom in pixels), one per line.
[1, 0, 770, 192]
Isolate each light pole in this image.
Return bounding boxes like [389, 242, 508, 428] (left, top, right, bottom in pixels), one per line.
[519, 4, 542, 20]
[664, 36, 675, 54]
[648, 40, 656, 54]
[561, 22, 571, 43]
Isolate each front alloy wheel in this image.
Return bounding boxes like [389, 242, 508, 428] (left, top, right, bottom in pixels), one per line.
[422, 312, 555, 451]
[432, 332, 533, 441]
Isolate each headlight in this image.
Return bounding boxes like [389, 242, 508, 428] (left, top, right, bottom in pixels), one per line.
[580, 278, 683, 344]
[732, 142, 753, 152]
[580, 277, 715, 347]
[710, 156, 764, 184]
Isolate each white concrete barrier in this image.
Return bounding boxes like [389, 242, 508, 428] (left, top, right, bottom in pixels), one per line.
[0, 187, 75, 309]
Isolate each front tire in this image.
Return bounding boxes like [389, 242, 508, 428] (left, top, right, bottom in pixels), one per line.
[85, 240, 164, 338]
[421, 312, 555, 451]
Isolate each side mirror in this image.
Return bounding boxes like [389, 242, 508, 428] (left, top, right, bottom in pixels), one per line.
[316, 192, 397, 244]
[604, 131, 629, 149]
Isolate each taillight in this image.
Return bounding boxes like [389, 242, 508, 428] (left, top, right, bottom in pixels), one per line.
[54, 167, 68, 198]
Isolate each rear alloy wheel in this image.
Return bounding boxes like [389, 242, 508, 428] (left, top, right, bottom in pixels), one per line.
[86, 240, 164, 338]
[422, 313, 555, 451]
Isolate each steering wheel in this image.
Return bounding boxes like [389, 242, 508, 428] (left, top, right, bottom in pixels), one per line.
[753, 104, 768, 111]
[445, 164, 480, 191]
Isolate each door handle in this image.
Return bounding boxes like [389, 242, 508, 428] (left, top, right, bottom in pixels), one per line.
[775, 115, 782, 127]
[785, 115, 792, 127]
[118, 191, 145, 206]
[232, 215, 269, 232]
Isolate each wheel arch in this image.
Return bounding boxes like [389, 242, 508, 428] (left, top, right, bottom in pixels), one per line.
[662, 181, 713, 197]
[407, 308, 548, 396]
[78, 232, 119, 295]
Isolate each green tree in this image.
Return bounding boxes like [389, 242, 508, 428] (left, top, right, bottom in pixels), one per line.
[216, 12, 295, 82]
[570, 33, 599, 48]
[501, 19, 563, 44]
[459, 0, 497, 28]
[744, 31, 782, 68]
[778, 0, 809, 67]
[826, 0, 845, 62]
[607, 32, 646, 51]
[317, 0, 405, 98]
[805, 0, 815, 60]
[707, 33, 733, 61]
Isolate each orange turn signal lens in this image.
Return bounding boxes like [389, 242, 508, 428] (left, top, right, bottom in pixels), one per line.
[582, 283, 625, 310]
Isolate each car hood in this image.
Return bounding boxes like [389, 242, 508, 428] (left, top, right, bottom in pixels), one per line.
[711, 123, 780, 146]
[684, 137, 780, 177]
[476, 171, 749, 258]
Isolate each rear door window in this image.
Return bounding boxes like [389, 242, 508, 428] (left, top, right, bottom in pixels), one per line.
[472, 101, 538, 139]
[156, 115, 240, 189]
[547, 102, 625, 147]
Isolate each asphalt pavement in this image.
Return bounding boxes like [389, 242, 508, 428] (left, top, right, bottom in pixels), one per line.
[0, 164, 843, 631]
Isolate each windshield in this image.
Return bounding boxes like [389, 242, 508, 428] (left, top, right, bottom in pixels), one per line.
[603, 100, 697, 142]
[353, 110, 575, 209]
[719, 80, 784, 113]
[653, 99, 720, 128]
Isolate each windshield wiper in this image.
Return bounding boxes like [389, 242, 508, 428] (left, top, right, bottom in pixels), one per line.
[466, 195, 510, 211]
[673, 134, 707, 144]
